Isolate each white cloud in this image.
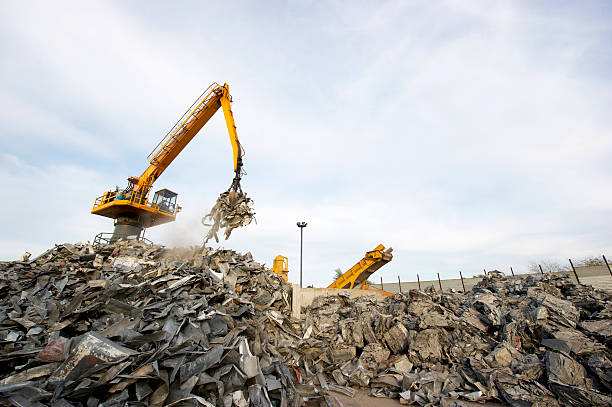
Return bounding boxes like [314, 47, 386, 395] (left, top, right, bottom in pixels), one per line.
[1, 1, 610, 286]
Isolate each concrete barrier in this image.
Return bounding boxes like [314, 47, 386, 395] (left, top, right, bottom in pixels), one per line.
[291, 286, 385, 318]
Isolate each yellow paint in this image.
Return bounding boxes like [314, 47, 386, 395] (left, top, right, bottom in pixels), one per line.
[271, 255, 289, 281]
[91, 190, 176, 228]
[328, 244, 394, 290]
[360, 283, 395, 296]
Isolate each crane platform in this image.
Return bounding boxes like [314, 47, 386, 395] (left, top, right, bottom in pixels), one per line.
[328, 244, 393, 290]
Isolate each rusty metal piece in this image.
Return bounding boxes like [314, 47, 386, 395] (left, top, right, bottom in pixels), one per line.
[569, 258, 581, 284]
[603, 255, 612, 278]
[37, 337, 69, 362]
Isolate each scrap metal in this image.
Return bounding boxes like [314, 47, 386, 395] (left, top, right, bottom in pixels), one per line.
[202, 191, 255, 244]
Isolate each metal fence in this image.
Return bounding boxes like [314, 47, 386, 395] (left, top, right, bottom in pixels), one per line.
[372, 255, 612, 294]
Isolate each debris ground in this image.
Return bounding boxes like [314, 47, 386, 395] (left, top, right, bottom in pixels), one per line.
[300, 270, 612, 406]
[0, 241, 292, 406]
[1, 243, 611, 406]
[202, 191, 255, 244]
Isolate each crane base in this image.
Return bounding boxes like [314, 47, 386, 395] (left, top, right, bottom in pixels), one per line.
[110, 216, 144, 242]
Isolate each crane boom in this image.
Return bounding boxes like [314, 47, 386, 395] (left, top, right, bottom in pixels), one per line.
[137, 83, 243, 195]
[328, 244, 393, 289]
[91, 82, 244, 242]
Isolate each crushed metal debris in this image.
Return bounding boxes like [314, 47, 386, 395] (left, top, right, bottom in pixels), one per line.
[0, 241, 294, 406]
[202, 191, 256, 244]
[299, 270, 612, 406]
[1, 244, 611, 406]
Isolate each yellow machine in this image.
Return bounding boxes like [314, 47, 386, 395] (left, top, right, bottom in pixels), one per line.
[328, 244, 394, 291]
[271, 255, 289, 281]
[91, 83, 244, 243]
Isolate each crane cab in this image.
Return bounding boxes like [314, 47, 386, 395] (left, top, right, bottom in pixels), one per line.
[152, 189, 178, 214]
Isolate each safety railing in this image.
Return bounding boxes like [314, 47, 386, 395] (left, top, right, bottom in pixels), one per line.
[93, 232, 153, 247]
[147, 83, 223, 166]
[92, 190, 177, 215]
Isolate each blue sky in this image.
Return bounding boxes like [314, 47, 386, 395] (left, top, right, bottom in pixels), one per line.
[1, 1, 611, 286]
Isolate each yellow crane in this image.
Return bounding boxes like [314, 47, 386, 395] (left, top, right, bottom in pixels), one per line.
[271, 255, 289, 281]
[91, 83, 244, 243]
[270, 245, 392, 294]
[328, 244, 394, 292]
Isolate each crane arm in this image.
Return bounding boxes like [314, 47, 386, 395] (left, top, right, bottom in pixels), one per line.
[328, 244, 393, 290]
[135, 83, 243, 196]
[220, 90, 244, 192]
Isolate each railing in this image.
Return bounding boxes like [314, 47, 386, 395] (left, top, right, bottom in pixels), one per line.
[147, 83, 222, 166]
[93, 232, 153, 247]
[92, 190, 177, 215]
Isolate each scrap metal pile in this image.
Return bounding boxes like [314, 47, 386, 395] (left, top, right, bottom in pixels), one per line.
[0, 241, 300, 407]
[300, 271, 612, 406]
[202, 191, 255, 244]
[2, 242, 612, 407]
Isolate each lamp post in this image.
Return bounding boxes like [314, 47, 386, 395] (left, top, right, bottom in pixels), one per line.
[297, 221, 307, 287]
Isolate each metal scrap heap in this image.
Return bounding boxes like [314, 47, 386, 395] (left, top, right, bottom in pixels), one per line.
[300, 271, 612, 406]
[0, 241, 298, 407]
[202, 191, 255, 244]
[1, 242, 612, 407]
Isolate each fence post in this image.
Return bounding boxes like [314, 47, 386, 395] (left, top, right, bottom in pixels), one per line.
[603, 255, 612, 279]
[397, 275, 402, 293]
[568, 259, 581, 284]
[538, 264, 544, 275]
[437, 273, 442, 292]
[510, 266, 515, 277]
[417, 274, 421, 291]
[459, 271, 466, 293]
[380, 277, 384, 291]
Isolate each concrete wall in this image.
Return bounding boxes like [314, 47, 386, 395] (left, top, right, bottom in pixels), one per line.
[291, 285, 385, 318]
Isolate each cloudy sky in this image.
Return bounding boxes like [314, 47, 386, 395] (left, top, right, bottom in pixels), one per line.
[1, 1, 611, 286]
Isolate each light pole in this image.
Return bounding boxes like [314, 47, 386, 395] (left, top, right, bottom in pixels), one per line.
[297, 221, 307, 287]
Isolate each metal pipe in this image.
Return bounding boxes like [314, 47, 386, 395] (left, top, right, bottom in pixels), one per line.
[380, 276, 384, 291]
[568, 258, 580, 284]
[459, 271, 465, 293]
[398, 275, 402, 293]
[417, 274, 421, 291]
[603, 255, 612, 278]
[538, 264, 544, 275]
[437, 273, 442, 292]
[510, 266, 515, 277]
[297, 222, 307, 286]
